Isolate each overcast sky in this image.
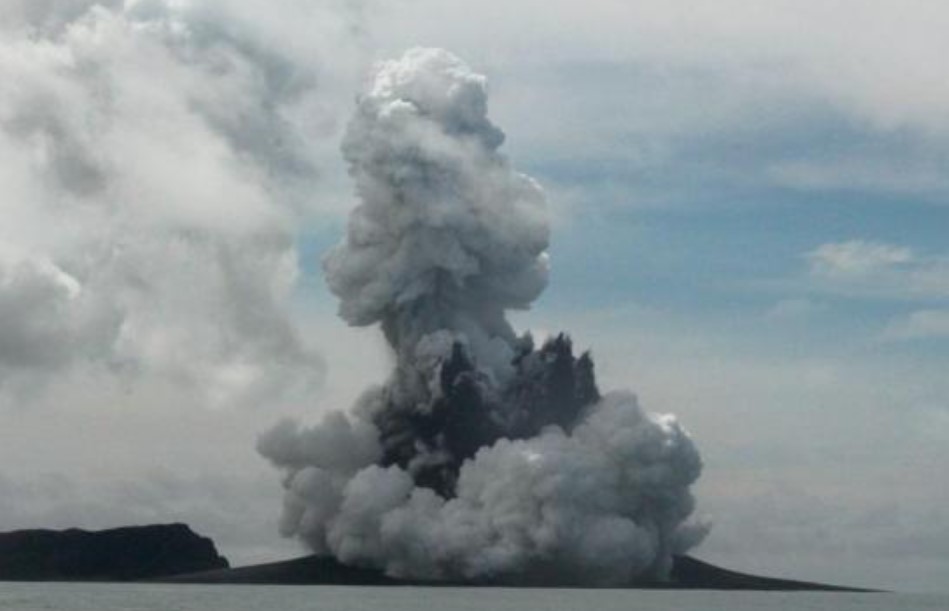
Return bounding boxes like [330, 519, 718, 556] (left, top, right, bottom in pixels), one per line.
[1, 0, 947, 593]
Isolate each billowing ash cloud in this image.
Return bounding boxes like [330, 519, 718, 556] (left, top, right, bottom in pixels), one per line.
[259, 48, 706, 585]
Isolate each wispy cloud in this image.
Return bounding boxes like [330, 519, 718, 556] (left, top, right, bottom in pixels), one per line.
[769, 154, 949, 200]
[764, 298, 825, 322]
[806, 240, 949, 300]
[808, 240, 914, 276]
[883, 309, 949, 341]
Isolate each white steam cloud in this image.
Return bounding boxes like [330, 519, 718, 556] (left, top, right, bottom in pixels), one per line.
[259, 48, 706, 585]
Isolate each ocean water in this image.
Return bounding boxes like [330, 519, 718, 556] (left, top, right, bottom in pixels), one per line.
[0, 583, 944, 611]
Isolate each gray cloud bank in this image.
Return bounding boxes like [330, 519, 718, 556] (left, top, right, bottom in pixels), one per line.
[0, 0, 352, 405]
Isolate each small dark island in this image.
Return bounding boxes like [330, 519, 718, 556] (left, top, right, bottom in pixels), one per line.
[0, 524, 228, 582]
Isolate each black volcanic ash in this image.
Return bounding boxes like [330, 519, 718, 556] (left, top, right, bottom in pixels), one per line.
[259, 48, 706, 585]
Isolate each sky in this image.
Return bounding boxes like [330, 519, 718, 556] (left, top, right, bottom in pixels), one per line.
[1, 0, 947, 593]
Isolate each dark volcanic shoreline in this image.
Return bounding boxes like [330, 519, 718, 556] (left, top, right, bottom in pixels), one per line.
[162, 553, 877, 592]
[0, 524, 876, 591]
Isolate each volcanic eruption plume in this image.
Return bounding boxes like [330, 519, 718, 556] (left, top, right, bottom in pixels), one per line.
[258, 48, 706, 585]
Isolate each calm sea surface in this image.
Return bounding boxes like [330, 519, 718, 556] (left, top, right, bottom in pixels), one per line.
[0, 583, 943, 611]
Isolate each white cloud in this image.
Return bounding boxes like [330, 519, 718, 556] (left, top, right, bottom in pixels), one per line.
[0, 0, 372, 406]
[883, 309, 949, 341]
[805, 240, 949, 301]
[808, 240, 914, 277]
[364, 0, 949, 133]
[353, 0, 949, 210]
[0, 247, 117, 377]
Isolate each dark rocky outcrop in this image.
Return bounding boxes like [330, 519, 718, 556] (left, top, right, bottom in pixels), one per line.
[0, 523, 228, 582]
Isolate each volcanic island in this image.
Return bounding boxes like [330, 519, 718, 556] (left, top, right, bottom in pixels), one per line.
[0, 49, 877, 594]
[0, 524, 870, 591]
